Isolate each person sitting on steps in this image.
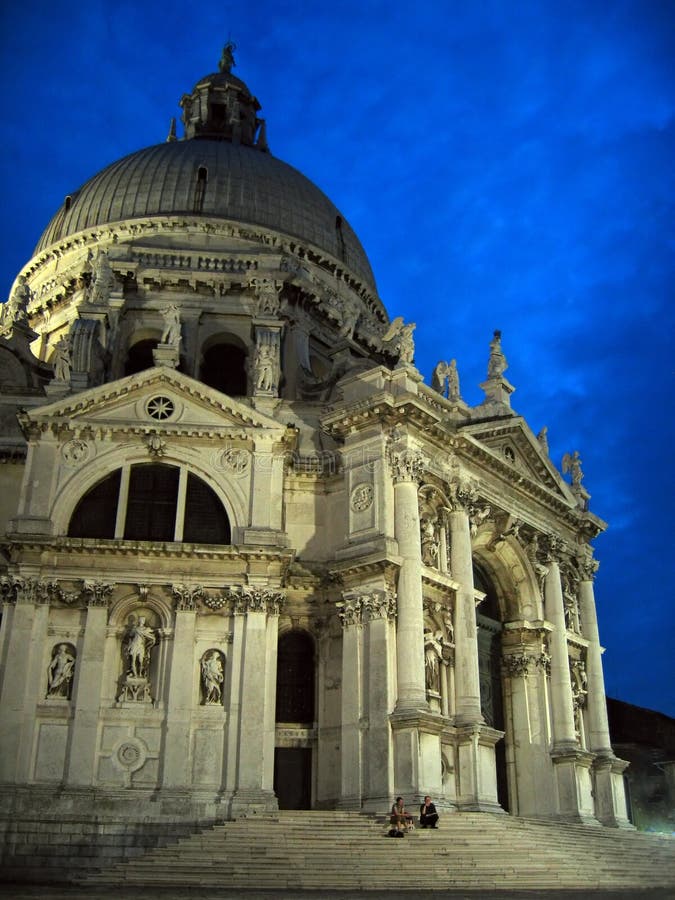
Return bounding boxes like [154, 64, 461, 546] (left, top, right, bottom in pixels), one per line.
[389, 796, 412, 837]
[420, 795, 439, 829]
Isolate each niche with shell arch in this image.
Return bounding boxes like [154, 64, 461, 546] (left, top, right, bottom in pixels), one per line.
[199, 649, 226, 706]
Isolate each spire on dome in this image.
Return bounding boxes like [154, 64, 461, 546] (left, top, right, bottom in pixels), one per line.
[178, 47, 268, 150]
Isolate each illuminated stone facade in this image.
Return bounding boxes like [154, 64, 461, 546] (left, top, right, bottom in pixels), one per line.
[0, 50, 630, 830]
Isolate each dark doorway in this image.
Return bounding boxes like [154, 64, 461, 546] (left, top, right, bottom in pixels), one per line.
[274, 747, 312, 810]
[124, 339, 158, 375]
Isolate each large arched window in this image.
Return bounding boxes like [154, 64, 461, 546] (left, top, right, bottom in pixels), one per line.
[199, 341, 247, 396]
[275, 631, 315, 724]
[68, 463, 231, 544]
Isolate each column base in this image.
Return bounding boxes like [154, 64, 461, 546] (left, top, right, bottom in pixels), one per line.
[593, 753, 634, 828]
[551, 746, 598, 824]
[229, 788, 278, 819]
[454, 723, 505, 812]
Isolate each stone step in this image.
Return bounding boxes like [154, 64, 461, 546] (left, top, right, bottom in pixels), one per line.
[82, 810, 675, 892]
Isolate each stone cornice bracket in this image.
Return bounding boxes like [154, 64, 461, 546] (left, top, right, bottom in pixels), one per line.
[82, 579, 114, 607]
[387, 443, 427, 484]
[172, 583, 204, 612]
[231, 586, 285, 615]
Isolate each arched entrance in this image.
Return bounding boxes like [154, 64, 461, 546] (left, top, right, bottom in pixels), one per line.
[474, 563, 509, 812]
[274, 630, 315, 810]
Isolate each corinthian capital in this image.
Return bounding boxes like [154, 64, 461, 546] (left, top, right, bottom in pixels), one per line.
[172, 584, 204, 611]
[336, 591, 363, 627]
[578, 556, 599, 582]
[387, 445, 427, 484]
[82, 579, 114, 607]
[232, 586, 285, 615]
[361, 589, 397, 621]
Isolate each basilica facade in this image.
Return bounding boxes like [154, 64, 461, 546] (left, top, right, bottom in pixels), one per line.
[0, 50, 630, 831]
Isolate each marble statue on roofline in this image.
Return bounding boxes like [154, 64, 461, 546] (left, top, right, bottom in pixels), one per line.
[562, 450, 584, 489]
[432, 359, 460, 401]
[487, 329, 508, 378]
[382, 316, 415, 366]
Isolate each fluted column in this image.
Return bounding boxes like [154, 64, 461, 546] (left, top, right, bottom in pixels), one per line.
[447, 490, 483, 725]
[389, 447, 427, 711]
[544, 555, 577, 750]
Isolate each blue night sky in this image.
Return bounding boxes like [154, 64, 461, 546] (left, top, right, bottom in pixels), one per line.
[1, 1, 673, 715]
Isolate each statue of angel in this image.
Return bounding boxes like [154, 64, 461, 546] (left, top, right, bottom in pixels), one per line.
[562, 450, 584, 489]
[382, 316, 415, 365]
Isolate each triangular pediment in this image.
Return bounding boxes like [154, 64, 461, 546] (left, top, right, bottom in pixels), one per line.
[459, 417, 574, 502]
[24, 367, 286, 436]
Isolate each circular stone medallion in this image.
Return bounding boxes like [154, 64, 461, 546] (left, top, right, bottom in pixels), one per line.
[350, 483, 374, 512]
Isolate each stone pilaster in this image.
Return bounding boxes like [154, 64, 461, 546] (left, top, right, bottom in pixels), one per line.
[230, 587, 283, 815]
[65, 584, 113, 787]
[160, 586, 200, 790]
[501, 624, 556, 818]
[388, 446, 427, 711]
[362, 590, 396, 810]
[336, 592, 364, 808]
[0, 577, 50, 782]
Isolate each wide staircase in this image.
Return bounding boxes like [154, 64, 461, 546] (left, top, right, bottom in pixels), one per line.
[82, 810, 675, 892]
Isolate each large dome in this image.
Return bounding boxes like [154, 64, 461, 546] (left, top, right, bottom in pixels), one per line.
[34, 136, 376, 291]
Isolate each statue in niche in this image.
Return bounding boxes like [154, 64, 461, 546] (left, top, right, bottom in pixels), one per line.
[442, 609, 455, 648]
[46, 643, 76, 699]
[562, 450, 584, 489]
[487, 329, 508, 378]
[122, 616, 156, 679]
[52, 335, 72, 382]
[254, 340, 279, 392]
[382, 316, 416, 365]
[87, 250, 116, 306]
[420, 517, 440, 567]
[424, 628, 443, 693]
[160, 304, 181, 348]
[201, 650, 224, 705]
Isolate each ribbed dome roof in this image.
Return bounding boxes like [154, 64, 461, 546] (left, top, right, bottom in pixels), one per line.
[34, 139, 377, 290]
